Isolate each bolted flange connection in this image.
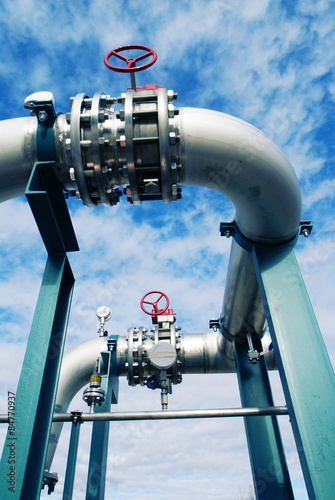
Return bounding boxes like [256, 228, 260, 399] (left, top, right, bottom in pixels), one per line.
[55, 87, 181, 206]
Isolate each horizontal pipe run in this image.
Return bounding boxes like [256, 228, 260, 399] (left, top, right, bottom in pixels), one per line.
[0, 407, 288, 423]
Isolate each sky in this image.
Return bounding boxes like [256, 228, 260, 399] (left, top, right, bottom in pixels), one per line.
[0, 0, 334, 498]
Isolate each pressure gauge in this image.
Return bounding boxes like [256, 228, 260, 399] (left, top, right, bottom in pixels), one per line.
[96, 306, 112, 322]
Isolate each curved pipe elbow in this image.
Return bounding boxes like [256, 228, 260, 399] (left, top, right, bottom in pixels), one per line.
[178, 107, 301, 245]
[45, 336, 108, 471]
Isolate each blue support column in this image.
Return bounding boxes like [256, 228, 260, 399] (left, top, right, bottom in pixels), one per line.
[63, 413, 82, 500]
[253, 244, 335, 500]
[234, 338, 293, 499]
[0, 162, 79, 498]
[86, 337, 119, 500]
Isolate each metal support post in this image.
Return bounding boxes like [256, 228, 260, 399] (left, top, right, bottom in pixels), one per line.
[234, 338, 293, 499]
[86, 337, 119, 500]
[63, 412, 82, 500]
[0, 162, 78, 499]
[252, 244, 335, 500]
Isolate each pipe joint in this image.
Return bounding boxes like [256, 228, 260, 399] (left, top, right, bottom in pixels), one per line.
[56, 88, 182, 206]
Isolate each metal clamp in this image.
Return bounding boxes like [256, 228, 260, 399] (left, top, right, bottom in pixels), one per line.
[299, 220, 313, 238]
[24, 91, 56, 123]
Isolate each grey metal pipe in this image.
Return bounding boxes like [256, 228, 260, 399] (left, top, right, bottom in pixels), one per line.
[178, 108, 301, 341]
[57, 406, 289, 421]
[45, 330, 276, 470]
[0, 406, 289, 423]
[0, 100, 301, 470]
[178, 107, 301, 245]
[45, 336, 108, 471]
[0, 117, 38, 202]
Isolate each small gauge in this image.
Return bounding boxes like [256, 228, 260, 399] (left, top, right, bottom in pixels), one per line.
[96, 306, 112, 322]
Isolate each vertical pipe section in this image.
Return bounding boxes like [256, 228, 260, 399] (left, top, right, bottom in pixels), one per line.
[220, 239, 266, 342]
[253, 244, 335, 499]
[234, 338, 294, 499]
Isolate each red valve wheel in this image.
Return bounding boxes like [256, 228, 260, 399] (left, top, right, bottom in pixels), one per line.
[104, 44, 157, 73]
[140, 291, 170, 316]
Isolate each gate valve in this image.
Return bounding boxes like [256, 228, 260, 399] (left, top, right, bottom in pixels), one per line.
[140, 290, 174, 324]
[104, 44, 158, 91]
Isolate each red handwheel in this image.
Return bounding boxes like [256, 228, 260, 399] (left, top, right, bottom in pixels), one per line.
[140, 291, 169, 316]
[104, 44, 157, 73]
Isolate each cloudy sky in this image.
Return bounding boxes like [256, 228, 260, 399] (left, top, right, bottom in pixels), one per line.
[0, 0, 334, 498]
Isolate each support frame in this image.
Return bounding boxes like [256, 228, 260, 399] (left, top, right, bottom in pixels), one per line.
[0, 162, 78, 498]
[253, 244, 335, 500]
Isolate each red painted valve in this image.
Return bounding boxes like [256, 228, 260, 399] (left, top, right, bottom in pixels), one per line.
[140, 291, 169, 317]
[104, 44, 157, 73]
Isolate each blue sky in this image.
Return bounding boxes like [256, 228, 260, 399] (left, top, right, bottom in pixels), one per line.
[0, 0, 334, 498]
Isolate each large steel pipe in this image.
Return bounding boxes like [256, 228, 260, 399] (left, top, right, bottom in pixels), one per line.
[45, 331, 276, 470]
[178, 107, 301, 341]
[0, 117, 38, 202]
[179, 107, 301, 245]
[45, 336, 108, 471]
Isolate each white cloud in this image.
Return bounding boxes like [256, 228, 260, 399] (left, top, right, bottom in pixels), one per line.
[1, 1, 334, 499]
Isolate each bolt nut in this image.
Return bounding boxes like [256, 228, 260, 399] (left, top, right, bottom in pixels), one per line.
[65, 138, 72, 151]
[38, 110, 48, 123]
[169, 132, 176, 145]
[69, 167, 76, 181]
[168, 104, 175, 119]
[120, 135, 126, 148]
[167, 90, 178, 102]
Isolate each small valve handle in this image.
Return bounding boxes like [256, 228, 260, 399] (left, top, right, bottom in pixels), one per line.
[104, 44, 157, 73]
[140, 291, 169, 316]
[104, 44, 157, 91]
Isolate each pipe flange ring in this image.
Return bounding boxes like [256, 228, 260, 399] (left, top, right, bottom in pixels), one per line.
[124, 90, 139, 204]
[70, 93, 95, 207]
[91, 92, 110, 206]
